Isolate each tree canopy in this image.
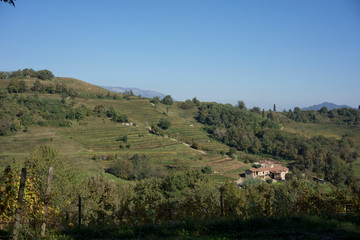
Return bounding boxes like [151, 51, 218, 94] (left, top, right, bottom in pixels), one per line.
[1, 0, 15, 6]
[161, 95, 173, 105]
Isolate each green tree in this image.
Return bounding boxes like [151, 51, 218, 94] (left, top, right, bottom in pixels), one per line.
[22, 68, 37, 78]
[161, 95, 173, 105]
[192, 97, 200, 106]
[130, 154, 152, 180]
[0, 71, 8, 79]
[0, 0, 15, 6]
[31, 80, 44, 92]
[36, 70, 54, 80]
[0, 118, 13, 136]
[237, 100, 246, 110]
[107, 158, 134, 180]
[250, 106, 261, 114]
[7, 79, 27, 93]
[150, 96, 160, 104]
[179, 99, 194, 109]
[158, 118, 171, 130]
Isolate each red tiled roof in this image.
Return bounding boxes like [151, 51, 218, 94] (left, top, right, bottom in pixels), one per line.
[269, 166, 288, 173]
[247, 166, 288, 173]
[247, 167, 271, 172]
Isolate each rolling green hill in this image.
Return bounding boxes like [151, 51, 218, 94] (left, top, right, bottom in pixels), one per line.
[1, 74, 359, 184]
[0, 76, 249, 183]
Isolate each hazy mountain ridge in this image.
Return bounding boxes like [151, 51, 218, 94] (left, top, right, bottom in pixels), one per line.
[302, 102, 353, 111]
[101, 86, 167, 99]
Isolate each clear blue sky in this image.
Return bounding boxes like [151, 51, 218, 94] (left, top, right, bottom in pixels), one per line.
[1, 0, 359, 110]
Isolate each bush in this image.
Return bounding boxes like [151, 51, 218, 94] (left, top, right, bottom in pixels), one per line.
[0, 118, 13, 136]
[242, 177, 263, 188]
[36, 69, 54, 80]
[201, 166, 213, 174]
[7, 79, 27, 93]
[116, 135, 128, 142]
[191, 141, 200, 149]
[58, 120, 73, 127]
[158, 118, 171, 130]
[179, 99, 194, 109]
[37, 120, 48, 126]
[266, 179, 273, 184]
[150, 96, 160, 104]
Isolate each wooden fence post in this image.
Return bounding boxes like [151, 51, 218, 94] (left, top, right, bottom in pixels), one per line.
[12, 168, 27, 240]
[78, 195, 82, 227]
[220, 194, 224, 217]
[41, 167, 53, 237]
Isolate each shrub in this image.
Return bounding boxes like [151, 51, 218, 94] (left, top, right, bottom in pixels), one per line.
[116, 135, 128, 142]
[266, 179, 273, 184]
[201, 166, 213, 174]
[37, 120, 48, 126]
[191, 141, 200, 149]
[36, 69, 54, 80]
[158, 118, 171, 130]
[150, 96, 160, 104]
[58, 120, 73, 127]
[179, 99, 194, 109]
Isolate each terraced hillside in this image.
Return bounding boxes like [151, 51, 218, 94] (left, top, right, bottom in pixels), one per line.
[0, 76, 249, 182]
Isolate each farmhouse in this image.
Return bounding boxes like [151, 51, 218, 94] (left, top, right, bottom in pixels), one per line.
[245, 161, 289, 181]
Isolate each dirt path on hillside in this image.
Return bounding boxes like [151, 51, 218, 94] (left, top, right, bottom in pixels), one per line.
[182, 142, 207, 154]
[148, 127, 207, 154]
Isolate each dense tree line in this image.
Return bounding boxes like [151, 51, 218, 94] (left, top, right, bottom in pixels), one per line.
[150, 95, 174, 105]
[2, 68, 130, 100]
[0, 68, 54, 80]
[196, 102, 359, 186]
[284, 107, 360, 126]
[196, 102, 280, 152]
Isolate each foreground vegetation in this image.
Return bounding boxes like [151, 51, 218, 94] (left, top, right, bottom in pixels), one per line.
[61, 216, 360, 239]
[1, 147, 360, 239]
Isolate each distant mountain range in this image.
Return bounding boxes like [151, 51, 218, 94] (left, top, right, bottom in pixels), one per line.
[302, 102, 354, 111]
[101, 86, 167, 99]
